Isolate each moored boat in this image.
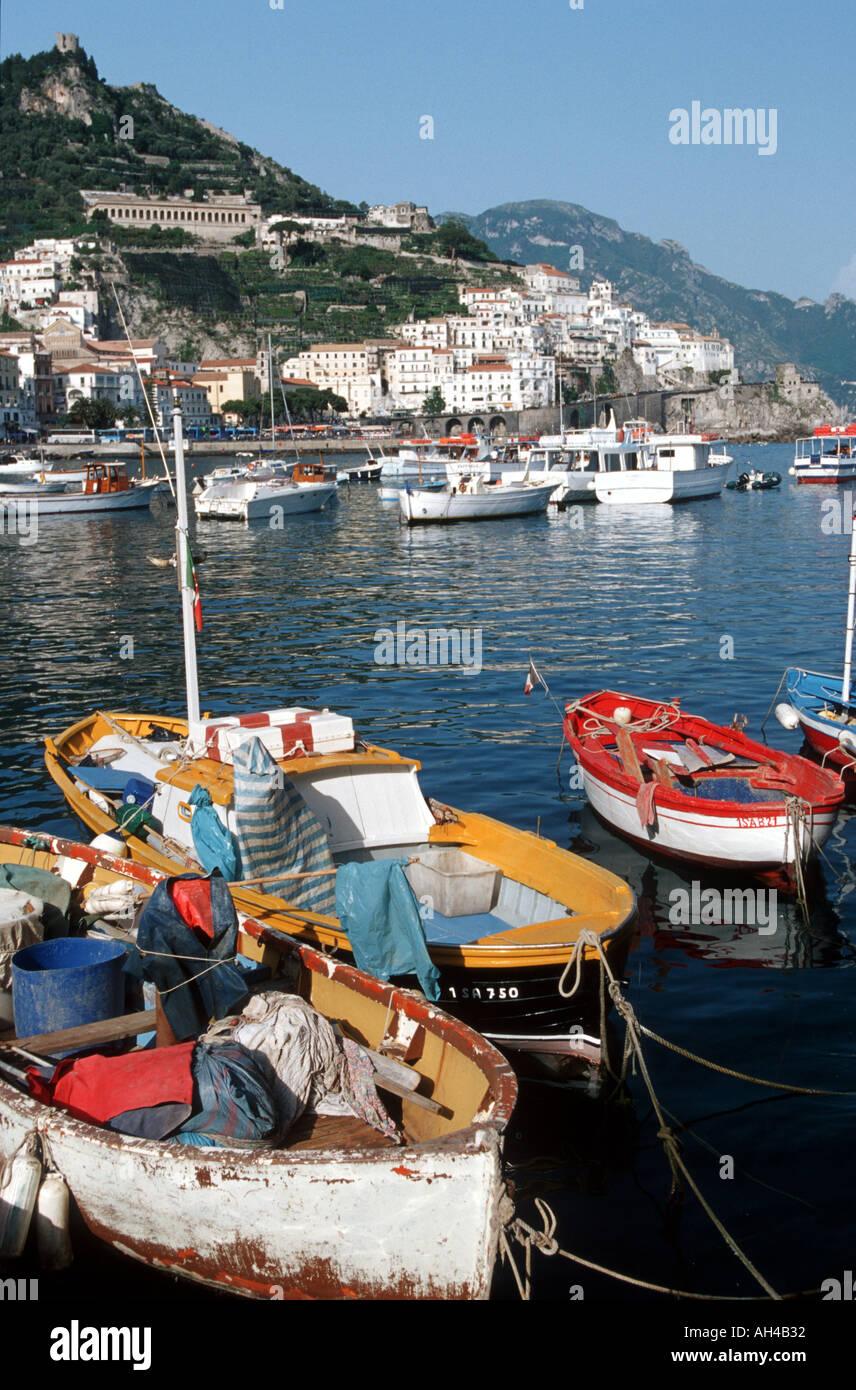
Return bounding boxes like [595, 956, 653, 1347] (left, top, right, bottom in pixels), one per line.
[398, 476, 555, 524]
[0, 825, 517, 1299]
[564, 690, 844, 886]
[791, 424, 856, 483]
[0, 464, 159, 514]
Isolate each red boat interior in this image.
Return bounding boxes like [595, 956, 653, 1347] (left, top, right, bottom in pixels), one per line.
[567, 693, 843, 809]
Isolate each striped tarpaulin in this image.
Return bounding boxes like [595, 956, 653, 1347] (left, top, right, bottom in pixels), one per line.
[231, 736, 336, 915]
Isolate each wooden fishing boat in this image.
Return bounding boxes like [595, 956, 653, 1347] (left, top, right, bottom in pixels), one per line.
[564, 690, 844, 886]
[0, 825, 517, 1300]
[0, 464, 159, 514]
[45, 711, 635, 1059]
[44, 401, 634, 1060]
[398, 476, 555, 525]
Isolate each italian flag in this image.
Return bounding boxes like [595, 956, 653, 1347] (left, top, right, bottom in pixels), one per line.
[185, 540, 203, 632]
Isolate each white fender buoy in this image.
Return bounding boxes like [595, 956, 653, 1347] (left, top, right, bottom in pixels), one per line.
[0, 1150, 42, 1258]
[838, 728, 856, 757]
[613, 706, 632, 727]
[90, 833, 128, 858]
[35, 1173, 73, 1271]
[774, 703, 800, 731]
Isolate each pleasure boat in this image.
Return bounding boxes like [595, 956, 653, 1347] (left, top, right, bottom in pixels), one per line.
[381, 435, 491, 482]
[791, 424, 856, 483]
[0, 464, 160, 514]
[194, 459, 337, 521]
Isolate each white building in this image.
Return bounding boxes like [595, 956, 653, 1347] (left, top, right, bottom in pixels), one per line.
[0, 258, 62, 314]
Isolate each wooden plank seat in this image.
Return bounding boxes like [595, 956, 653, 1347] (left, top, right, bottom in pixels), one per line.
[283, 1110, 398, 1152]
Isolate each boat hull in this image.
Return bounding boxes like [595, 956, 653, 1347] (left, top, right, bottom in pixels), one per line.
[0, 486, 155, 513]
[399, 482, 554, 524]
[594, 460, 732, 505]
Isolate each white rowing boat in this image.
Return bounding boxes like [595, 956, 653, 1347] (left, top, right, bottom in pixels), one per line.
[398, 476, 555, 524]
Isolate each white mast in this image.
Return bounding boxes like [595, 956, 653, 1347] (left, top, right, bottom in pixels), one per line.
[172, 396, 200, 724]
[268, 333, 276, 454]
[842, 502, 856, 707]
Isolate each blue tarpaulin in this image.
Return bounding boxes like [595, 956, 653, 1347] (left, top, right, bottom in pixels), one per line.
[335, 860, 441, 1001]
[188, 784, 237, 881]
[123, 874, 248, 1040]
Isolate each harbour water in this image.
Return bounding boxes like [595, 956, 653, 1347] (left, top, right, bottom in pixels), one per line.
[2, 441, 855, 1302]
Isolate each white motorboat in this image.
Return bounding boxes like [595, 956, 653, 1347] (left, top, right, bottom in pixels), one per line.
[381, 434, 490, 481]
[457, 417, 731, 506]
[398, 475, 556, 524]
[196, 460, 336, 521]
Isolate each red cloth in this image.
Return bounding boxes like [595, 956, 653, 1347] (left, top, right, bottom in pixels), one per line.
[170, 878, 215, 941]
[27, 1042, 195, 1125]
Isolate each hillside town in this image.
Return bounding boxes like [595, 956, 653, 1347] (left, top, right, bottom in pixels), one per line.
[0, 211, 737, 437]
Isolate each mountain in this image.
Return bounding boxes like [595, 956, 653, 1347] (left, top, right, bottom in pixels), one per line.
[0, 40, 357, 252]
[443, 200, 856, 409]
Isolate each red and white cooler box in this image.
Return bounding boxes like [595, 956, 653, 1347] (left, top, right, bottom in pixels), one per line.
[188, 707, 355, 764]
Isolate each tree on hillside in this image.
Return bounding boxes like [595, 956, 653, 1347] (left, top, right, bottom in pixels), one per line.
[422, 387, 446, 415]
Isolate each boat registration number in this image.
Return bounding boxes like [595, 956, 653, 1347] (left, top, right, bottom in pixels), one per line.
[736, 814, 778, 828]
[446, 986, 519, 1001]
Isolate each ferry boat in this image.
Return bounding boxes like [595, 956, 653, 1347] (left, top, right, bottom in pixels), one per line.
[791, 424, 856, 483]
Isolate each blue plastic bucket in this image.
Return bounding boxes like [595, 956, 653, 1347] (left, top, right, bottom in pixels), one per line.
[11, 937, 127, 1047]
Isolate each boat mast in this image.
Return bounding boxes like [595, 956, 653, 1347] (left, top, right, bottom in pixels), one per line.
[268, 333, 276, 456]
[842, 500, 856, 707]
[172, 396, 200, 724]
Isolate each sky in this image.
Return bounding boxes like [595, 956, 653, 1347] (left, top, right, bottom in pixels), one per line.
[4, 0, 855, 304]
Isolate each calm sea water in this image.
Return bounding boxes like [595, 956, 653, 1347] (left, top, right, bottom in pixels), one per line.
[2, 442, 855, 1304]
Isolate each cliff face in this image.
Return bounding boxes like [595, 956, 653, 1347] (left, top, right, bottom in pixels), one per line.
[664, 382, 842, 442]
[18, 66, 98, 123]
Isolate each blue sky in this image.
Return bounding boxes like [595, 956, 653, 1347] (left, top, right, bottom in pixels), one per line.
[5, 0, 854, 302]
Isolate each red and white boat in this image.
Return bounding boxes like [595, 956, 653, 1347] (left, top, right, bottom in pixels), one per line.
[563, 691, 845, 887]
[792, 424, 856, 483]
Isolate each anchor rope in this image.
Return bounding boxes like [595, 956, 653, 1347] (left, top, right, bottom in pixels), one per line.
[509, 928, 856, 1301]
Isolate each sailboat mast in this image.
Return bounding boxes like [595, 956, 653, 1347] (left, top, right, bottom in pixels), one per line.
[268, 333, 276, 454]
[172, 397, 200, 724]
[842, 502, 856, 707]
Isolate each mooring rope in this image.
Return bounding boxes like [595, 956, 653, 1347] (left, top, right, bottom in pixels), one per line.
[506, 927, 856, 1300]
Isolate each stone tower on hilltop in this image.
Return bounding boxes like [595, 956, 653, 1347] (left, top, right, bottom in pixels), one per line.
[55, 33, 79, 54]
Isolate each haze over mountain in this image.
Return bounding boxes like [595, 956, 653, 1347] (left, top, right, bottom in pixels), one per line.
[445, 201, 856, 410]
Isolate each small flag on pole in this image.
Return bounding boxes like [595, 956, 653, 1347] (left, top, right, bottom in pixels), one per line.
[185, 540, 203, 632]
[524, 657, 545, 696]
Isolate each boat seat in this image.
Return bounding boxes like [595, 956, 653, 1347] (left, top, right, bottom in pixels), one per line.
[285, 1111, 397, 1152]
